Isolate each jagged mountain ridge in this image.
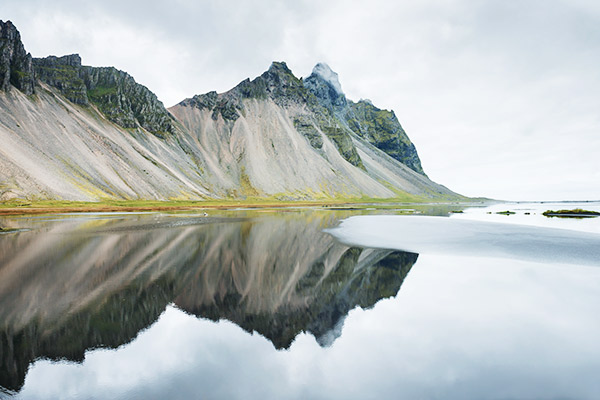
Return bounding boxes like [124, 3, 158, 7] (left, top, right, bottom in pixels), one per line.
[33, 54, 174, 136]
[0, 20, 462, 201]
[177, 61, 424, 174]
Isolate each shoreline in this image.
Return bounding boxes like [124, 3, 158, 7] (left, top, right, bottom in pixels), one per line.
[0, 202, 334, 216]
[0, 199, 487, 216]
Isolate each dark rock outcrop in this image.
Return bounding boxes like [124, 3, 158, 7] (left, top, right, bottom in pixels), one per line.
[303, 62, 348, 114]
[347, 100, 425, 175]
[0, 20, 35, 95]
[33, 54, 174, 136]
[80, 65, 174, 136]
[33, 54, 87, 104]
[304, 63, 426, 175]
[179, 62, 308, 122]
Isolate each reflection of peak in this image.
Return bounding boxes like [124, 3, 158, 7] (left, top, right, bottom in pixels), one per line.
[0, 213, 418, 392]
[304, 248, 417, 348]
[177, 246, 418, 349]
[315, 315, 347, 347]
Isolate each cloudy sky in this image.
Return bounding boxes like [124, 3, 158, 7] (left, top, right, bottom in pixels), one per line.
[2, 0, 599, 200]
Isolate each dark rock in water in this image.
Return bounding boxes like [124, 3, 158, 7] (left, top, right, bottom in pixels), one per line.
[33, 54, 174, 137]
[0, 20, 35, 95]
[543, 209, 600, 218]
[496, 210, 516, 215]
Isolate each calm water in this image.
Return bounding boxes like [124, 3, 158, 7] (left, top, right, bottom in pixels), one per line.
[1, 202, 599, 399]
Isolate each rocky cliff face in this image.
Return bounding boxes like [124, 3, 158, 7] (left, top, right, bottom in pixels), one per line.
[347, 99, 425, 175]
[304, 63, 425, 175]
[303, 62, 348, 114]
[0, 20, 35, 95]
[32, 54, 87, 104]
[33, 54, 174, 136]
[2, 20, 173, 138]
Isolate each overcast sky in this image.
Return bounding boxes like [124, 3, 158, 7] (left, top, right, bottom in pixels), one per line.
[2, 0, 599, 200]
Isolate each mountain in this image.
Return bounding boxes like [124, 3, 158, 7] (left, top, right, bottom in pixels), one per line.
[0, 20, 463, 202]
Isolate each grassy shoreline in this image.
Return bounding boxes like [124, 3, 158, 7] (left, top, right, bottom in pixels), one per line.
[0, 198, 484, 216]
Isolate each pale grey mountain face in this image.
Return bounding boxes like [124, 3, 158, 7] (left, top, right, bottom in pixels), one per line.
[0, 21, 461, 201]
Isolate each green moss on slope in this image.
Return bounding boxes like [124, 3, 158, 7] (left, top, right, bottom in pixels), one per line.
[346, 100, 425, 175]
[293, 116, 323, 149]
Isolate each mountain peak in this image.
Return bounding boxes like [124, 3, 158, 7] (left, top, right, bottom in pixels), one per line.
[303, 62, 347, 115]
[35, 54, 82, 68]
[268, 61, 291, 74]
[311, 63, 343, 95]
[263, 61, 299, 86]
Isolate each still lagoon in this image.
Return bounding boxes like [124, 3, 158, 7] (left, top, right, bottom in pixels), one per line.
[1, 202, 599, 399]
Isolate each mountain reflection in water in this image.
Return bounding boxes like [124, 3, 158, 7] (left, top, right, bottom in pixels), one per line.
[0, 212, 417, 393]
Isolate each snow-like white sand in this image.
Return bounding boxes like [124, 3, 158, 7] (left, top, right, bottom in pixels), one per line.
[326, 215, 600, 266]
